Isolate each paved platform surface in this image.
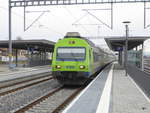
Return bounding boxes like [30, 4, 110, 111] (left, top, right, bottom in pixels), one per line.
[0, 64, 51, 82]
[112, 63, 150, 113]
[62, 62, 150, 113]
[0, 64, 51, 74]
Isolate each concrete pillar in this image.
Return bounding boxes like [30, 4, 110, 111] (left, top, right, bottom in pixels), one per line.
[15, 49, 18, 67]
[123, 46, 125, 67]
[44, 49, 47, 65]
[119, 51, 122, 66]
[141, 43, 144, 71]
[40, 51, 42, 65]
[27, 47, 30, 67]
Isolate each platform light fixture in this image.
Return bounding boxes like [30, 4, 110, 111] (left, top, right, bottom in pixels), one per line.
[122, 21, 131, 76]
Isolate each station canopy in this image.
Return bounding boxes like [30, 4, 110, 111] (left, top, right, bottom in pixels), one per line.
[0, 39, 55, 52]
[105, 36, 150, 51]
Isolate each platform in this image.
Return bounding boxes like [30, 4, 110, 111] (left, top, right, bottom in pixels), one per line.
[0, 65, 51, 83]
[62, 62, 150, 113]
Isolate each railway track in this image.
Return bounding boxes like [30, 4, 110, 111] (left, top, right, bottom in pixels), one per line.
[0, 69, 85, 113]
[0, 76, 59, 113]
[13, 87, 84, 113]
[0, 75, 53, 96]
[0, 72, 52, 89]
[52, 87, 83, 113]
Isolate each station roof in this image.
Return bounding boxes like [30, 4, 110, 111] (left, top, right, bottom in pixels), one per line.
[105, 36, 150, 51]
[0, 39, 55, 52]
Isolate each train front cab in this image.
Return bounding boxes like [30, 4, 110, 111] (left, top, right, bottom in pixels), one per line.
[52, 41, 94, 85]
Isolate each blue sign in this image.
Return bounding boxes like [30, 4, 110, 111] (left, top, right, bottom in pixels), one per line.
[115, 47, 123, 51]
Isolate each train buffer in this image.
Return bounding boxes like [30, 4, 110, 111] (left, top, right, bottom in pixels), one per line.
[62, 62, 150, 113]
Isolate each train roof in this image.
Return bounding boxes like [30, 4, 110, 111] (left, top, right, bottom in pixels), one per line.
[65, 32, 81, 38]
[64, 32, 95, 47]
[63, 32, 112, 55]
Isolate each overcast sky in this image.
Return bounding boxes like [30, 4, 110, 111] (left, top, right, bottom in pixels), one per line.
[0, 0, 150, 49]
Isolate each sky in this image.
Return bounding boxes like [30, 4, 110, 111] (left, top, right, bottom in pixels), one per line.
[0, 0, 150, 50]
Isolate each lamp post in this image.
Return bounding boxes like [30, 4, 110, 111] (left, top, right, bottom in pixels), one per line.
[8, 0, 12, 69]
[122, 21, 131, 76]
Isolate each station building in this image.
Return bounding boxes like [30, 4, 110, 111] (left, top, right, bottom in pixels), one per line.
[105, 36, 149, 70]
[0, 39, 55, 67]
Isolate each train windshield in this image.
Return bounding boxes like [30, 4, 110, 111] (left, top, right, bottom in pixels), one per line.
[57, 47, 86, 61]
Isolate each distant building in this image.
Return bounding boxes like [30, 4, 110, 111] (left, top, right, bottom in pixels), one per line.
[0, 48, 27, 62]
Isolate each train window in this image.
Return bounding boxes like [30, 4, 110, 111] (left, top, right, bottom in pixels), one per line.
[94, 52, 98, 62]
[56, 47, 86, 61]
[98, 55, 101, 60]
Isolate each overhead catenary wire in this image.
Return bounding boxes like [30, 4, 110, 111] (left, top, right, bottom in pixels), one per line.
[63, 6, 93, 36]
[0, 5, 64, 36]
[1, 4, 93, 37]
[49, 11, 71, 29]
[0, 5, 41, 28]
[39, 25, 64, 36]
[63, 6, 109, 49]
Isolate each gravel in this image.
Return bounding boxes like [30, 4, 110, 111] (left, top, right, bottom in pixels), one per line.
[0, 72, 52, 89]
[24, 88, 78, 113]
[0, 79, 60, 113]
[0, 76, 51, 94]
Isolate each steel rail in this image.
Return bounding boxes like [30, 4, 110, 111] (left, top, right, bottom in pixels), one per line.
[0, 76, 53, 96]
[0, 73, 52, 89]
[14, 86, 63, 113]
[52, 87, 84, 113]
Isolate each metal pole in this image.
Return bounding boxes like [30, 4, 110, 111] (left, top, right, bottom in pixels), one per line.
[144, 2, 146, 29]
[111, 2, 113, 29]
[125, 24, 128, 76]
[123, 21, 130, 76]
[8, 0, 12, 69]
[24, 4, 26, 31]
[15, 49, 18, 67]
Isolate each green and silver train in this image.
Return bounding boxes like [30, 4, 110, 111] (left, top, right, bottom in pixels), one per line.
[52, 32, 115, 85]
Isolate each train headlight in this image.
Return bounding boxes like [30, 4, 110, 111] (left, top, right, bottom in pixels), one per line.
[56, 65, 61, 69]
[79, 65, 85, 69]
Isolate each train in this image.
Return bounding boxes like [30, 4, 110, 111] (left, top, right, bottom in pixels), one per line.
[52, 32, 115, 85]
